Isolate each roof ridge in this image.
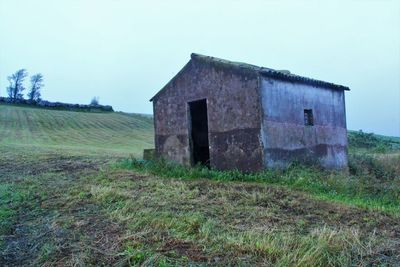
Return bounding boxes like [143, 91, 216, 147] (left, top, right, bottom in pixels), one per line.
[191, 53, 264, 72]
[190, 53, 350, 91]
[150, 53, 349, 101]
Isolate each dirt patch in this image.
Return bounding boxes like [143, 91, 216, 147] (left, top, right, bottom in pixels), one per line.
[27, 157, 106, 177]
[158, 239, 209, 262]
[54, 207, 125, 266]
[1, 200, 126, 266]
[111, 169, 148, 181]
[0, 152, 126, 266]
[0, 155, 102, 179]
[1, 210, 65, 266]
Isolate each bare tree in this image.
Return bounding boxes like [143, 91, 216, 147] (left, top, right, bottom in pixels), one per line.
[28, 73, 44, 101]
[7, 69, 28, 100]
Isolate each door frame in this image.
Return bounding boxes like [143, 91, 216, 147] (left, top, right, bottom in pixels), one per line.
[187, 98, 210, 167]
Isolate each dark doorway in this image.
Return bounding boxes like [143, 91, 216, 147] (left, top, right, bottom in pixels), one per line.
[188, 99, 210, 167]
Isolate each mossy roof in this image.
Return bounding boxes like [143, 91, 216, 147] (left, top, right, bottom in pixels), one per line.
[150, 53, 349, 101]
[191, 53, 350, 91]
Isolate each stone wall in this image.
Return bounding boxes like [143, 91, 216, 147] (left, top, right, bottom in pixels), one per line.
[153, 58, 264, 172]
[152, 55, 349, 171]
[260, 77, 348, 169]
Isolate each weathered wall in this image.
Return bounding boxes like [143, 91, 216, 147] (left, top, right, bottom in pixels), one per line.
[153, 60, 264, 171]
[260, 77, 348, 169]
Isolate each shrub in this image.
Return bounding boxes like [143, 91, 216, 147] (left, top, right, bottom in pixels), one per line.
[348, 130, 392, 152]
[348, 153, 396, 179]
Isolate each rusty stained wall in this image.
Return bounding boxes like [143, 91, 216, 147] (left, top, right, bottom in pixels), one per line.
[260, 77, 348, 169]
[153, 60, 264, 172]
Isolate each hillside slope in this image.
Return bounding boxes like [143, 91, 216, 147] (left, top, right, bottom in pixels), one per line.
[0, 104, 154, 155]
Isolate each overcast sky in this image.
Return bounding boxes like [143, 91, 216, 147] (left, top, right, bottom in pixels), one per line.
[1, 0, 399, 136]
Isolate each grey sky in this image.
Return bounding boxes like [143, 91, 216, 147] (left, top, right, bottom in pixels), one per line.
[1, 0, 399, 136]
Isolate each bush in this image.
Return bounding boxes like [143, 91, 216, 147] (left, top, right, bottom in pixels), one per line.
[348, 130, 391, 152]
[348, 153, 396, 179]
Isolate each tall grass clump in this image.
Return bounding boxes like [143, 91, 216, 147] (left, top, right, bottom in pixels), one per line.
[116, 155, 400, 214]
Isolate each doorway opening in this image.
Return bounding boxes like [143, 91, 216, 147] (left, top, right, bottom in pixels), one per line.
[188, 99, 210, 167]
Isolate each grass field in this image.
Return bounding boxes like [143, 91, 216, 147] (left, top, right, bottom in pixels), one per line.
[0, 104, 399, 266]
[0, 104, 154, 155]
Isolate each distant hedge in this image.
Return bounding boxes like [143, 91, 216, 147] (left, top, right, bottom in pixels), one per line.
[0, 97, 113, 112]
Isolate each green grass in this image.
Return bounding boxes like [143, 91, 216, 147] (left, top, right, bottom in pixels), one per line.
[116, 156, 400, 215]
[0, 103, 154, 156]
[0, 104, 399, 266]
[84, 166, 398, 266]
[0, 184, 23, 235]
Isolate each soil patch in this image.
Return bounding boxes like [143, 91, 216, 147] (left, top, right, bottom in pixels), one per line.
[158, 239, 209, 262]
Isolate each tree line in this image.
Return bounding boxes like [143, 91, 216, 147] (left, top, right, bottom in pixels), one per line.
[5, 69, 103, 108]
[6, 69, 44, 102]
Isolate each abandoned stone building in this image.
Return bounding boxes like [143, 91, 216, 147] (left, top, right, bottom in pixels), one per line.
[150, 53, 349, 172]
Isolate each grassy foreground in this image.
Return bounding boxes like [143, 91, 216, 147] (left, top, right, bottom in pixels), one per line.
[1, 104, 399, 266]
[118, 154, 400, 214]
